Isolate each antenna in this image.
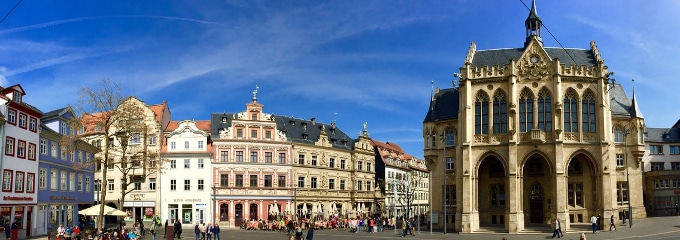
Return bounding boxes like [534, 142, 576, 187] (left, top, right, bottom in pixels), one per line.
[430, 80, 434, 101]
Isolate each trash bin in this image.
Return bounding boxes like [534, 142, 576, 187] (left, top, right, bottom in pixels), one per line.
[165, 226, 174, 240]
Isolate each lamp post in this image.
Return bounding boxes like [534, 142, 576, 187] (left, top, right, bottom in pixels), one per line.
[623, 128, 633, 228]
[213, 183, 218, 223]
[439, 130, 449, 234]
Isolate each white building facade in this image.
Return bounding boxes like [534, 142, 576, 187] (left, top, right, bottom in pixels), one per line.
[161, 120, 213, 224]
[0, 84, 41, 238]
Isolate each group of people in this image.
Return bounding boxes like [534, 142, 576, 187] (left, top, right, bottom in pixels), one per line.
[3, 220, 20, 240]
[192, 222, 221, 240]
[56, 224, 83, 240]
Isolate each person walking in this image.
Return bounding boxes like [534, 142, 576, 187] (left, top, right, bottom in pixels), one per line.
[609, 215, 617, 231]
[11, 219, 19, 240]
[149, 219, 157, 240]
[211, 223, 220, 240]
[401, 219, 408, 237]
[305, 228, 314, 240]
[173, 219, 182, 239]
[4, 220, 10, 240]
[552, 218, 562, 238]
[590, 215, 598, 234]
[193, 222, 200, 240]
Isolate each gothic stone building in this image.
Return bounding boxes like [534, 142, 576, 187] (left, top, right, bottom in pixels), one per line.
[423, 1, 646, 233]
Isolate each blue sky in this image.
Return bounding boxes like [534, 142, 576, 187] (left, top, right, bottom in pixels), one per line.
[2, 0, 679, 158]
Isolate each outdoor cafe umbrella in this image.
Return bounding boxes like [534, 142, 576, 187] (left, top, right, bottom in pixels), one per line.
[79, 204, 127, 216]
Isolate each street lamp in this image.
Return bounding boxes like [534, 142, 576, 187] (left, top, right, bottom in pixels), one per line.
[213, 182, 218, 223]
[623, 128, 633, 228]
[439, 130, 449, 234]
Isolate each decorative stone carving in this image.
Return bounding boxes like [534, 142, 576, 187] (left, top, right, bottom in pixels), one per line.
[517, 55, 550, 80]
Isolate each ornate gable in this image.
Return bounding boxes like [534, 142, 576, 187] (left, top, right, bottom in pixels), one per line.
[516, 37, 552, 81]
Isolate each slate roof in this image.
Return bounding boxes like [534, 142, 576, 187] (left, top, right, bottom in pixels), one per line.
[609, 83, 642, 118]
[471, 48, 597, 69]
[645, 127, 680, 143]
[210, 113, 356, 150]
[274, 115, 354, 150]
[424, 83, 640, 123]
[42, 107, 67, 119]
[423, 88, 459, 122]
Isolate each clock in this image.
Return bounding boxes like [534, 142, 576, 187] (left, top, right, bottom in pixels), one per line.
[530, 55, 539, 63]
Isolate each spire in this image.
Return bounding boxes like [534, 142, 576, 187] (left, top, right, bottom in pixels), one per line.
[630, 79, 644, 118]
[524, 0, 543, 47]
[252, 85, 259, 102]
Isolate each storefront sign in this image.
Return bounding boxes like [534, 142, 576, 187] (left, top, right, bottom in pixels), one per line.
[3, 196, 33, 201]
[123, 201, 156, 207]
[173, 198, 203, 203]
[49, 196, 76, 201]
[130, 193, 145, 201]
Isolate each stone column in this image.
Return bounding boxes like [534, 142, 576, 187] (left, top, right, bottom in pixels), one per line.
[229, 200, 234, 227]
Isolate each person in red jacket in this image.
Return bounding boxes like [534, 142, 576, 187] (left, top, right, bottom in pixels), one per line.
[11, 220, 20, 240]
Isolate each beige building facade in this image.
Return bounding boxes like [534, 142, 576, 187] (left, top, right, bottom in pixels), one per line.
[423, 1, 646, 233]
[84, 98, 170, 222]
[209, 90, 380, 227]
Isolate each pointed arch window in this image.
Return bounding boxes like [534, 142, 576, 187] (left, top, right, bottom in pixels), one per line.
[537, 89, 552, 132]
[564, 90, 578, 132]
[492, 91, 508, 134]
[519, 89, 534, 133]
[582, 91, 596, 133]
[475, 92, 489, 134]
[613, 126, 624, 143]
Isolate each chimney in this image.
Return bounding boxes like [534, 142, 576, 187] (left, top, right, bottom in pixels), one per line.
[310, 118, 316, 124]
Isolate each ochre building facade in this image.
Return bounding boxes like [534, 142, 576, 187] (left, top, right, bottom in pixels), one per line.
[423, 1, 646, 233]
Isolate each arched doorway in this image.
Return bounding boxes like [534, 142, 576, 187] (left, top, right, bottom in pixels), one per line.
[219, 203, 228, 221]
[529, 183, 544, 223]
[235, 204, 243, 224]
[522, 155, 551, 224]
[566, 153, 597, 223]
[477, 155, 506, 226]
[249, 203, 258, 220]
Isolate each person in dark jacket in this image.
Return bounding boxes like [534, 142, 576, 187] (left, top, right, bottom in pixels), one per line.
[173, 219, 182, 239]
[3, 220, 10, 240]
[305, 228, 314, 240]
[211, 223, 220, 240]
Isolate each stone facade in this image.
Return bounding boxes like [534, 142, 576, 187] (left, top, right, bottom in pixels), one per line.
[423, 1, 646, 233]
[84, 97, 170, 223]
[642, 120, 680, 216]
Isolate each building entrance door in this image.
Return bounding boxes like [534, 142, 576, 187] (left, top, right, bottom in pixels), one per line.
[530, 183, 543, 223]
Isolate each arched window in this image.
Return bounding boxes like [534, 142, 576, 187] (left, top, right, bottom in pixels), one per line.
[493, 91, 508, 134]
[613, 126, 624, 143]
[475, 92, 489, 134]
[564, 90, 578, 132]
[537, 88, 552, 132]
[582, 91, 596, 133]
[519, 88, 534, 133]
[220, 203, 229, 221]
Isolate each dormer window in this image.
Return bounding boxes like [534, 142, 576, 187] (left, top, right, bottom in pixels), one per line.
[289, 120, 295, 126]
[222, 116, 227, 123]
[302, 133, 308, 139]
[12, 91, 21, 103]
[302, 122, 307, 130]
[251, 113, 257, 120]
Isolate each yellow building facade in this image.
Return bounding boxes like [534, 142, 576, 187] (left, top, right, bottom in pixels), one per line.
[423, 1, 646, 233]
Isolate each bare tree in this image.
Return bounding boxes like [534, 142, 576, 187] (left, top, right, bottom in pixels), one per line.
[394, 170, 425, 220]
[65, 79, 165, 231]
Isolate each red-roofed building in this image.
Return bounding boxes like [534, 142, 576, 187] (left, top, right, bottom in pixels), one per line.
[371, 140, 429, 220]
[0, 84, 43, 238]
